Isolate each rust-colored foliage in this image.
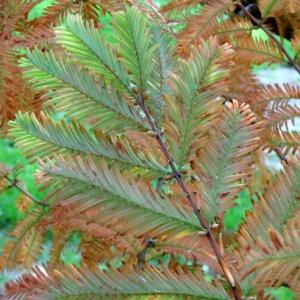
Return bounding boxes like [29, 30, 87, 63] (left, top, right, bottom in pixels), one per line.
[0, 0, 130, 134]
[0, 1, 300, 299]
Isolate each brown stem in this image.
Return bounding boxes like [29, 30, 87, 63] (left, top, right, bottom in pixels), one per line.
[136, 95, 241, 300]
[236, 1, 300, 75]
[137, 237, 156, 269]
[274, 148, 288, 164]
[5, 176, 48, 208]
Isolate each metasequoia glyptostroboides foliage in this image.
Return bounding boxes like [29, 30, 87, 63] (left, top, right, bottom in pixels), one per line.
[1, 1, 300, 299]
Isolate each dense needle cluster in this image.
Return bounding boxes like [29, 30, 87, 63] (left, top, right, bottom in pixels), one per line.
[0, 0, 300, 299]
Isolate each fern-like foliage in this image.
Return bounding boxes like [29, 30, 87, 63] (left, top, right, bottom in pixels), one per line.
[0, 0, 133, 133]
[3, 265, 228, 299]
[192, 100, 263, 221]
[161, 0, 300, 153]
[0, 1, 300, 299]
[238, 215, 300, 293]
[165, 37, 234, 168]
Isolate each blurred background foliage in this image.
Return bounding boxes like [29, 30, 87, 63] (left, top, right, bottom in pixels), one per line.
[0, 139, 43, 246]
[3, 0, 299, 240]
[0, 1, 299, 299]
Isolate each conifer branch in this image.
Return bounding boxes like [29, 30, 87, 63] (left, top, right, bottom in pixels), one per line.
[136, 94, 241, 300]
[236, 1, 300, 75]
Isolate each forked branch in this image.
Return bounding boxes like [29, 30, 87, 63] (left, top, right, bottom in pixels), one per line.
[5, 175, 48, 208]
[136, 94, 241, 300]
[236, 1, 300, 75]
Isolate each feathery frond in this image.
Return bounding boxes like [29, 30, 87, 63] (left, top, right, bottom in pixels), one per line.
[165, 37, 234, 168]
[0, 208, 46, 270]
[43, 185, 218, 269]
[38, 154, 199, 231]
[3, 265, 228, 300]
[233, 35, 285, 65]
[237, 213, 300, 294]
[9, 112, 166, 172]
[2, 1, 300, 298]
[237, 155, 300, 261]
[193, 100, 263, 221]
[147, 25, 175, 123]
[176, 0, 233, 54]
[0, 0, 123, 131]
[55, 14, 132, 94]
[112, 7, 157, 94]
[214, 17, 253, 42]
[20, 48, 148, 132]
[245, 84, 300, 152]
[160, 0, 201, 15]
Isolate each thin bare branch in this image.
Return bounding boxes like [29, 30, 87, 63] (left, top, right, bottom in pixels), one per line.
[5, 176, 48, 208]
[236, 1, 300, 75]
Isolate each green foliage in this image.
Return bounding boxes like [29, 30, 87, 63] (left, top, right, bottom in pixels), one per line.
[0, 138, 42, 230]
[265, 286, 295, 300]
[1, 1, 300, 299]
[224, 190, 252, 231]
[28, 0, 54, 20]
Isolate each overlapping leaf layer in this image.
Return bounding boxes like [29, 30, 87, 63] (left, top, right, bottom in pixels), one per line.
[1, 1, 300, 299]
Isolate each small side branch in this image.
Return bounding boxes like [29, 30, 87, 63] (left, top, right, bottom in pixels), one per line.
[5, 176, 48, 208]
[236, 1, 300, 75]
